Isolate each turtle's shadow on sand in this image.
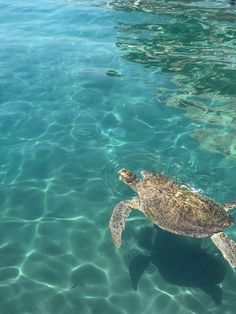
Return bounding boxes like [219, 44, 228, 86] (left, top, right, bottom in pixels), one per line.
[129, 226, 227, 305]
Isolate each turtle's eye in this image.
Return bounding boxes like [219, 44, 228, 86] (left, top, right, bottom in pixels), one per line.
[124, 176, 133, 183]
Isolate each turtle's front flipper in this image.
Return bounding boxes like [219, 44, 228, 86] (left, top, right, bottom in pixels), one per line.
[211, 232, 236, 267]
[109, 198, 139, 248]
[223, 200, 236, 212]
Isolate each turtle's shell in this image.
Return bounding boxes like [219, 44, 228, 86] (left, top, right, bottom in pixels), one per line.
[135, 173, 233, 237]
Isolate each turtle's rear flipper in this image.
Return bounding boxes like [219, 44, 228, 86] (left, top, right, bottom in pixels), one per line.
[223, 200, 236, 211]
[211, 232, 236, 267]
[109, 198, 139, 248]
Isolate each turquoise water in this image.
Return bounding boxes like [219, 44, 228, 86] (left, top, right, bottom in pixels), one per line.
[0, 0, 236, 313]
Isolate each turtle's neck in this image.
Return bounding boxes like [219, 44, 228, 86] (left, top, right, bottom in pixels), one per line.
[128, 178, 140, 192]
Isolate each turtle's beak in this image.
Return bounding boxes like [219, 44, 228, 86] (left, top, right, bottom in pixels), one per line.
[118, 168, 126, 181]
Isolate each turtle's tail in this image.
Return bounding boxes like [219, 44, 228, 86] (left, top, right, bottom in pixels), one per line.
[211, 232, 236, 267]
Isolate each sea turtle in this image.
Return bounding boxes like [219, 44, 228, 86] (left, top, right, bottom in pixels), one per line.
[109, 168, 236, 267]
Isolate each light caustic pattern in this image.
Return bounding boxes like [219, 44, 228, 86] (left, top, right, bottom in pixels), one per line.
[0, 1, 235, 314]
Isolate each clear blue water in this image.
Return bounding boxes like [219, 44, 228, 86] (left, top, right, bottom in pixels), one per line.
[0, 0, 236, 313]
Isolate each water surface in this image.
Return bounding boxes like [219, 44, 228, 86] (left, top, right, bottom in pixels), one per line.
[0, 0, 236, 313]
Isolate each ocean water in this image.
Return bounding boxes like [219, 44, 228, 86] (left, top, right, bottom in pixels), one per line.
[0, 0, 236, 313]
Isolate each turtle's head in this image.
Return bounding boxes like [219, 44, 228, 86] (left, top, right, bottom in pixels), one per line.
[118, 168, 138, 185]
